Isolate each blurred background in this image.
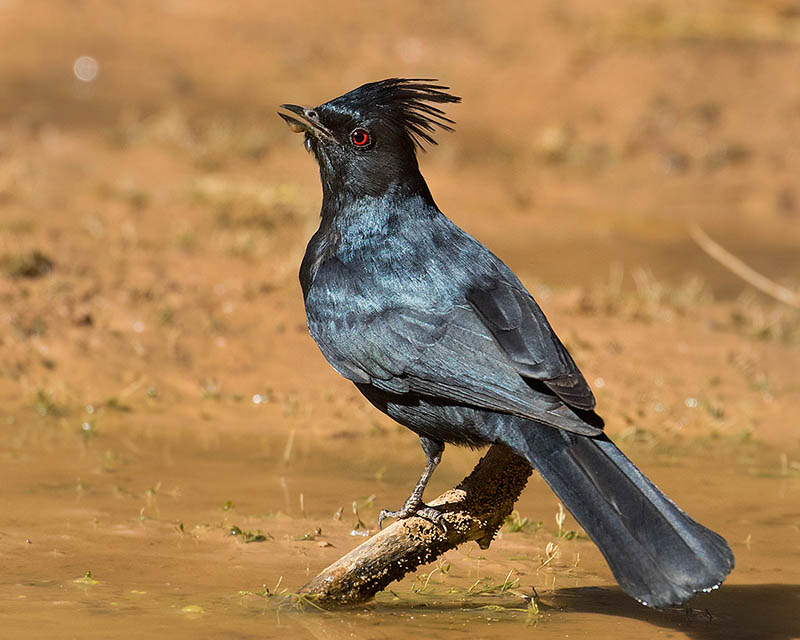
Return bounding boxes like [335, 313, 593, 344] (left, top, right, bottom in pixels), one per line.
[1, 0, 798, 432]
[1, 2, 799, 636]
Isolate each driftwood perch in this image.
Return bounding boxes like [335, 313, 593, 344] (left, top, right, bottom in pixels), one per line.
[298, 444, 532, 605]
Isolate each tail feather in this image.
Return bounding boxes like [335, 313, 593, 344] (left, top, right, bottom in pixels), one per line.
[503, 421, 734, 608]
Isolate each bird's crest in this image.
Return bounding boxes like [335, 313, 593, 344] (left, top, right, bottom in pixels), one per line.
[326, 78, 461, 150]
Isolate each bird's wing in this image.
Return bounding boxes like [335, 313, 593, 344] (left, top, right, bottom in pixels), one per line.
[466, 279, 596, 410]
[312, 302, 602, 436]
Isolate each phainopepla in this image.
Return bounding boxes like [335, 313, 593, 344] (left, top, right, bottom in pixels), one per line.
[278, 78, 733, 608]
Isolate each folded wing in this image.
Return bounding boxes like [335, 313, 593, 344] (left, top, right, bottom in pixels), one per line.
[466, 279, 596, 411]
[310, 291, 602, 436]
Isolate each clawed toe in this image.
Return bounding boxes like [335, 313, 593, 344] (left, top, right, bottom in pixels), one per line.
[378, 508, 403, 530]
[415, 506, 448, 534]
[378, 504, 447, 534]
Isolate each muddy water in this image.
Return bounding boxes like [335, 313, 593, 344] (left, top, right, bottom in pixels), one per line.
[1, 423, 798, 640]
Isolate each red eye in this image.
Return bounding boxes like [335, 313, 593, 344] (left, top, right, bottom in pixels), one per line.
[350, 128, 371, 147]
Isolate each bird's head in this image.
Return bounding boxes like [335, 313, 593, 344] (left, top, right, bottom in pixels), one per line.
[279, 78, 460, 199]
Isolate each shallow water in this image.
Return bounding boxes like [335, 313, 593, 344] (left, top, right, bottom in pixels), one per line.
[2, 425, 798, 639]
[2, 2, 800, 638]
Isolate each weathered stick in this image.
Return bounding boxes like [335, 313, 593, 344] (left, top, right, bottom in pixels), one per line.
[298, 444, 532, 605]
[689, 222, 800, 308]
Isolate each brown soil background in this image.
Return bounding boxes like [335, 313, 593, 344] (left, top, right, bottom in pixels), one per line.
[1, 2, 799, 638]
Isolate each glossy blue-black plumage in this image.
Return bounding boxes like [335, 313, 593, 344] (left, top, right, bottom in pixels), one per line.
[302, 189, 602, 437]
[287, 78, 733, 608]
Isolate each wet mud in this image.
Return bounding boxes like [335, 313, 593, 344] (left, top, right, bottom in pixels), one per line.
[1, 1, 800, 638]
[1, 428, 799, 639]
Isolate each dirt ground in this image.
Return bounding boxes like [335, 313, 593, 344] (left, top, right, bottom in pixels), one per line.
[1, 1, 799, 639]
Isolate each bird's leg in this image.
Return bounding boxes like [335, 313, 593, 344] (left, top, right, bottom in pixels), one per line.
[379, 437, 446, 532]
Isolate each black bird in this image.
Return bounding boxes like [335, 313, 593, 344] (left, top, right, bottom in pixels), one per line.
[278, 79, 734, 608]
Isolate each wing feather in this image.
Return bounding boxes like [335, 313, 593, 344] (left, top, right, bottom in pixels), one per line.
[312, 302, 602, 436]
[467, 281, 596, 410]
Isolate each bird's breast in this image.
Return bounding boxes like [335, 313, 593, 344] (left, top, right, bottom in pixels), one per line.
[301, 207, 495, 340]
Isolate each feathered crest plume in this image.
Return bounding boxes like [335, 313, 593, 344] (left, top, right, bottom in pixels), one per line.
[327, 78, 461, 149]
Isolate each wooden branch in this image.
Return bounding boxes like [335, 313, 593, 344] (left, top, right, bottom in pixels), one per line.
[298, 444, 532, 606]
[688, 222, 800, 309]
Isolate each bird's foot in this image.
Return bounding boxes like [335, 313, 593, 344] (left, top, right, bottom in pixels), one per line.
[378, 502, 448, 534]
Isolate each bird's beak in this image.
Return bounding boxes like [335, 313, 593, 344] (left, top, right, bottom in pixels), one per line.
[277, 104, 335, 142]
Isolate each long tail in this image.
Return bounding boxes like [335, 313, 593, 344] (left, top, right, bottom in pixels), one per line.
[501, 421, 734, 608]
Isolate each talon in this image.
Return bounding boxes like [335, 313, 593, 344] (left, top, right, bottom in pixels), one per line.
[415, 506, 448, 534]
[377, 503, 447, 534]
[378, 509, 398, 530]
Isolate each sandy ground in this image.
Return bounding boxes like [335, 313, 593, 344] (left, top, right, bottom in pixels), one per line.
[1, 1, 799, 638]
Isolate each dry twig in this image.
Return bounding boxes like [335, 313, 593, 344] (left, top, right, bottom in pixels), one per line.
[689, 222, 799, 308]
